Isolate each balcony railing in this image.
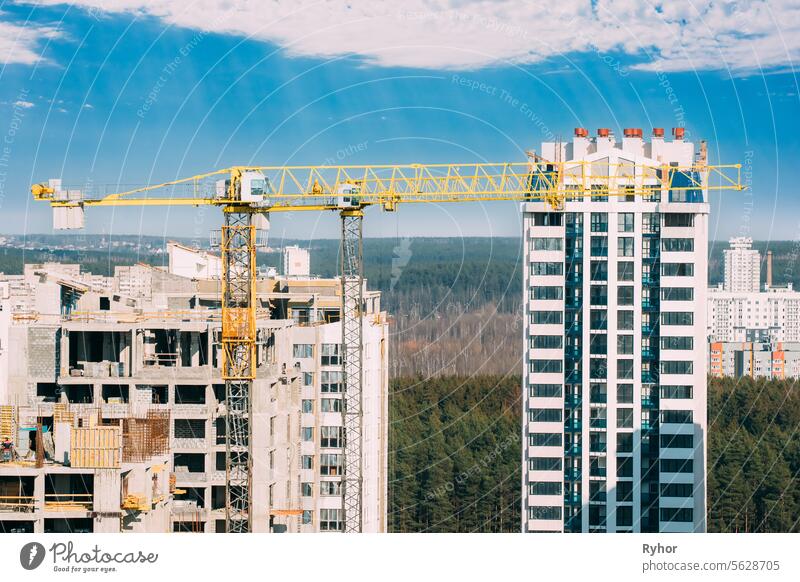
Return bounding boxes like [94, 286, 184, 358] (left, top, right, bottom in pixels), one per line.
[564, 468, 581, 481]
[564, 445, 582, 456]
[564, 419, 581, 432]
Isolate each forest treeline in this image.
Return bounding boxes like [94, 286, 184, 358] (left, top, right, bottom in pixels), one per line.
[389, 375, 800, 533]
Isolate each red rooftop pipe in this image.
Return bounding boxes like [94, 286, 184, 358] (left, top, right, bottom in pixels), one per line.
[574, 127, 588, 137]
[652, 127, 665, 137]
[597, 128, 610, 137]
[672, 127, 685, 139]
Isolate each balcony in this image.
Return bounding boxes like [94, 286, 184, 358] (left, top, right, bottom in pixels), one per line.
[564, 419, 581, 432]
[589, 467, 607, 478]
[564, 468, 581, 481]
[564, 393, 581, 407]
[564, 444, 582, 456]
[589, 419, 607, 429]
[564, 493, 581, 505]
[589, 443, 607, 453]
[564, 347, 582, 359]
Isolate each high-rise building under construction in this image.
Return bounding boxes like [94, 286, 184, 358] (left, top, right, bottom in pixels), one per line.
[522, 128, 708, 533]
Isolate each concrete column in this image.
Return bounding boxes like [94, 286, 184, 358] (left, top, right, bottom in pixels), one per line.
[59, 330, 69, 377]
[191, 333, 200, 366]
[93, 468, 121, 533]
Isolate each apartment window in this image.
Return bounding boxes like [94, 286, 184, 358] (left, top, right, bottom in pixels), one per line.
[617, 384, 633, 403]
[321, 370, 343, 393]
[589, 431, 607, 453]
[302, 427, 314, 442]
[320, 508, 343, 531]
[661, 287, 694, 301]
[529, 506, 562, 520]
[617, 457, 633, 478]
[529, 408, 562, 422]
[661, 483, 694, 497]
[617, 407, 633, 428]
[320, 454, 342, 476]
[301, 455, 313, 470]
[530, 384, 562, 398]
[533, 212, 563, 226]
[617, 480, 633, 502]
[589, 383, 607, 403]
[321, 398, 342, 412]
[301, 482, 313, 497]
[590, 261, 608, 281]
[531, 261, 564, 276]
[661, 508, 693, 522]
[530, 360, 563, 374]
[531, 335, 563, 349]
[591, 184, 609, 202]
[663, 213, 694, 227]
[565, 212, 583, 229]
[302, 510, 312, 525]
[320, 426, 343, 448]
[661, 458, 694, 473]
[590, 334, 607, 355]
[617, 359, 633, 379]
[591, 212, 608, 232]
[642, 212, 660, 233]
[320, 481, 342, 496]
[293, 344, 313, 358]
[588, 481, 608, 504]
[661, 336, 693, 350]
[302, 399, 313, 413]
[530, 481, 562, 495]
[529, 457, 562, 471]
[590, 310, 608, 330]
[618, 310, 634, 330]
[661, 434, 694, 448]
[617, 237, 634, 257]
[660, 361, 693, 375]
[590, 236, 608, 257]
[590, 285, 608, 306]
[531, 237, 563, 251]
[617, 432, 633, 453]
[617, 213, 634, 232]
[617, 335, 634, 355]
[661, 410, 693, 424]
[531, 311, 563, 325]
[531, 286, 563, 300]
[529, 433, 562, 447]
[662, 312, 694, 326]
[617, 261, 634, 281]
[617, 286, 634, 305]
[661, 385, 693, 399]
[303, 372, 314, 386]
[616, 506, 633, 527]
[589, 358, 607, 379]
[321, 343, 341, 365]
[661, 238, 694, 252]
[662, 263, 694, 276]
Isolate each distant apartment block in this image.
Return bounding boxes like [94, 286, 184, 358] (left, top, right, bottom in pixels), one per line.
[0, 242, 388, 533]
[708, 239, 800, 341]
[723, 237, 760, 293]
[522, 127, 708, 533]
[709, 341, 800, 379]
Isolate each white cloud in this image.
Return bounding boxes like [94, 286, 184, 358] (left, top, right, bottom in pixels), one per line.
[13, 100, 35, 108]
[22, 1, 800, 71]
[0, 18, 63, 66]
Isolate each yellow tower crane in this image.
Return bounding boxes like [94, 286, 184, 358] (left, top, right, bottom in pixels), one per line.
[32, 156, 743, 533]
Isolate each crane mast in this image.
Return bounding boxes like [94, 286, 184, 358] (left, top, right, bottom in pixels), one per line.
[31, 157, 743, 533]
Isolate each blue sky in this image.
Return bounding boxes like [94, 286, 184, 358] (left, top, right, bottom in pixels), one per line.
[0, 1, 798, 241]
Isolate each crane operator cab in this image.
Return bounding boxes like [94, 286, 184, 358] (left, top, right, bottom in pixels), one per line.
[216, 170, 272, 208]
[336, 181, 362, 209]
